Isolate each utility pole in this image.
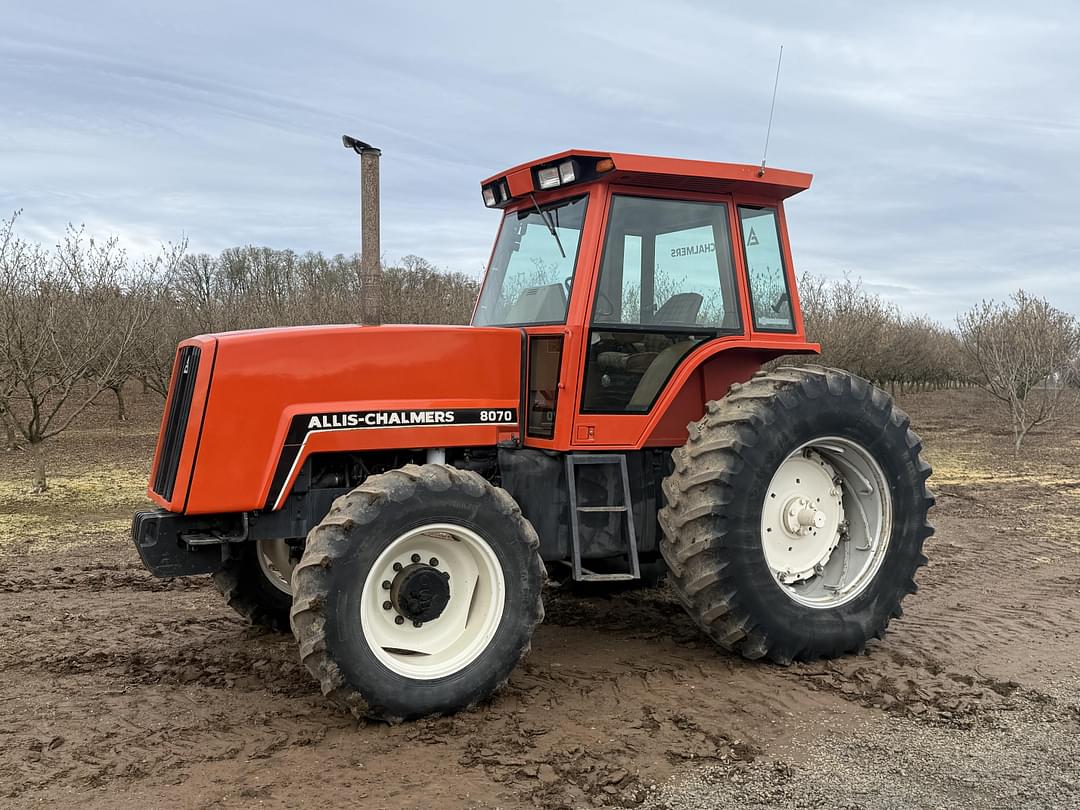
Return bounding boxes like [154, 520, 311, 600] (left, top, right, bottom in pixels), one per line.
[342, 135, 382, 326]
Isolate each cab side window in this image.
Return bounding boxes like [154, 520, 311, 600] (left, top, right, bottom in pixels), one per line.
[738, 206, 795, 332]
[583, 196, 742, 413]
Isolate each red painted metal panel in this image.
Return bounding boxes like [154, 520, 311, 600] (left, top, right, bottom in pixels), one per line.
[154, 325, 521, 514]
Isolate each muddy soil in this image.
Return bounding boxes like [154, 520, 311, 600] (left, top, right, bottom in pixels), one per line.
[0, 388, 1077, 809]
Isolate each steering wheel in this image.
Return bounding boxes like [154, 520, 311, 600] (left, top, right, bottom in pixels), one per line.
[594, 291, 615, 318]
[565, 276, 615, 318]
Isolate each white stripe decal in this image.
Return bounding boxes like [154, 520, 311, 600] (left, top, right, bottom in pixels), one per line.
[270, 414, 518, 511]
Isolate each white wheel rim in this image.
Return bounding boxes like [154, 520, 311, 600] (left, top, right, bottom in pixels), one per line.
[760, 436, 892, 609]
[360, 523, 506, 680]
[257, 539, 296, 595]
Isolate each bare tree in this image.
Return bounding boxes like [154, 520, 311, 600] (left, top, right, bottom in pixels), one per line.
[90, 241, 185, 416]
[957, 291, 1080, 451]
[123, 241, 187, 399]
[0, 217, 155, 491]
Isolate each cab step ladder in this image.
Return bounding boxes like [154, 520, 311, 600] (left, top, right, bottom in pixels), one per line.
[564, 454, 640, 582]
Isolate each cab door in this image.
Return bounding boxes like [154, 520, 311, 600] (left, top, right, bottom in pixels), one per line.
[572, 189, 748, 448]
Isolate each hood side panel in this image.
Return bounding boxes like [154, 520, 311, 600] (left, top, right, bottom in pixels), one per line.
[182, 325, 522, 514]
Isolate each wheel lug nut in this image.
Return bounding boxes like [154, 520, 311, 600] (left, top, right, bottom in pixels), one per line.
[429, 557, 439, 567]
[393, 562, 402, 572]
[382, 580, 391, 590]
[382, 600, 392, 610]
[411, 553, 421, 564]
[394, 615, 405, 625]
[413, 620, 423, 628]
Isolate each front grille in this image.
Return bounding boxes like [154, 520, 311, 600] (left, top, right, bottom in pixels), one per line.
[152, 346, 201, 501]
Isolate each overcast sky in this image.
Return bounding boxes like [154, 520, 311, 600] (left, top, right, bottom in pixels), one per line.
[2, 1, 1078, 321]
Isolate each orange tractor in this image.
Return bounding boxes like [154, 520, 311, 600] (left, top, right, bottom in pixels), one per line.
[133, 149, 933, 721]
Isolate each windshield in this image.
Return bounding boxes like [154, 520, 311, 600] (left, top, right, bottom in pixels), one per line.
[472, 195, 587, 326]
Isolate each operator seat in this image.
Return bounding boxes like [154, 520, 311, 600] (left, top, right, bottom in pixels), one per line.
[628, 340, 696, 410]
[643, 292, 703, 351]
[653, 292, 703, 326]
[625, 293, 705, 408]
[593, 292, 705, 410]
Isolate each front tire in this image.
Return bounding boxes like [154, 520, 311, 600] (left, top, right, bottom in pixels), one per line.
[290, 464, 545, 722]
[660, 366, 933, 664]
[213, 539, 297, 631]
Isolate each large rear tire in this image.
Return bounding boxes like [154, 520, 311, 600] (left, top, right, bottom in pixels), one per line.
[660, 366, 933, 664]
[290, 464, 545, 722]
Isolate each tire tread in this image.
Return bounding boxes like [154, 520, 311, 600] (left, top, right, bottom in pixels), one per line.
[659, 365, 933, 664]
[289, 464, 544, 721]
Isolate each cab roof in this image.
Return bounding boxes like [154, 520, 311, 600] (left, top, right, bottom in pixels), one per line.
[480, 149, 812, 208]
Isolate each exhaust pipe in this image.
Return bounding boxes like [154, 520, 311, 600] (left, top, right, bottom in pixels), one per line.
[342, 135, 381, 326]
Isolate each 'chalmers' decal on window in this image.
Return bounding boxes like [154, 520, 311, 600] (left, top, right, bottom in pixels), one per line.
[267, 407, 519, 510]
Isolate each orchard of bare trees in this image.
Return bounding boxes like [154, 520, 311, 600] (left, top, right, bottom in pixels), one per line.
[788, 274, 962, 392]
[791, 275, 1080, 452]
[0, 215, 1077, 490]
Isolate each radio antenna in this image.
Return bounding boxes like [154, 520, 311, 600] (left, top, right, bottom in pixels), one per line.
[758, 45, 784, 177]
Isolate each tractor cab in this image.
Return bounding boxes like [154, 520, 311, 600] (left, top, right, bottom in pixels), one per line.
[471, 151, 817, 450]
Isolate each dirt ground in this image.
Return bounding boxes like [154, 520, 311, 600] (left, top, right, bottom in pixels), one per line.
[1, 387, 1078, 809]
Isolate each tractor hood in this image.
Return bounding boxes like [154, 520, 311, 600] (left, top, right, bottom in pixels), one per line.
[148, 324, 523, 515]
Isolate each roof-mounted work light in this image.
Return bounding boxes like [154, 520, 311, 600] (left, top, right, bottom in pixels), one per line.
[482, 179, 511, 207]
[535, 159, 578, 190]
[537, 165, 561, 189]
[480, 154, 618, 208]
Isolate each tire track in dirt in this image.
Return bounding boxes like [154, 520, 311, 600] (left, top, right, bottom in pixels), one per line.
[0, 562, 204, 593]
[0, 561, 848, 809]
[2, 678, 351, 803]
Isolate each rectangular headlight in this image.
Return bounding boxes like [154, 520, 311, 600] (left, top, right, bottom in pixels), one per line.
[558, 160, 576, 184]
[537, 166, 561, 189]
[483, 186, 497, 207]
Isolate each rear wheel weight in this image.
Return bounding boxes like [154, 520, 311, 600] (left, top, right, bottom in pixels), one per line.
[290, 464, 545, 722]
[660, 366, 933, 664]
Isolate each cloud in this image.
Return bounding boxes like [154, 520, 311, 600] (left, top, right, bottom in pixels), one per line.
[1, 0, 1078, 322]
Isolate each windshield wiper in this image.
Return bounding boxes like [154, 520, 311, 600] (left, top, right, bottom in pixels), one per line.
[528, 193, 565, 259]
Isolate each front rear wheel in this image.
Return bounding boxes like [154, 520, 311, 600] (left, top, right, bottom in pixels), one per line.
[660, 366, 934, 664]
[290, 464, 545, 722]
[213, 539, 297, 631]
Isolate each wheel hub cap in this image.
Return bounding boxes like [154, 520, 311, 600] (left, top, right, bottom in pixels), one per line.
[782, 496, 828, 535]
[761, 451, 844, 583]
[390, 564, 451, 623]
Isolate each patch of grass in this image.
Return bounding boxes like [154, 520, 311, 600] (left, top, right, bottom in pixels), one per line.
[0, 467, 149, 551]
[925, 445, 1080, 489]
[0, 467, 148, 511]
[0, 514, 132, 553]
